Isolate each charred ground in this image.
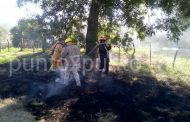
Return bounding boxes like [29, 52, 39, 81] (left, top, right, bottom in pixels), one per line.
[0, 54, 190, 122]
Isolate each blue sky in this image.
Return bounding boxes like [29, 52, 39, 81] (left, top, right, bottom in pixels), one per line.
[0, 0, 41, 29]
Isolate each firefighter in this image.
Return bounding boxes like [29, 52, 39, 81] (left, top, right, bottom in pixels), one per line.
[98, 35, 111, 74]
[49, 37, 65, 71]
[61, 37, 81, 87]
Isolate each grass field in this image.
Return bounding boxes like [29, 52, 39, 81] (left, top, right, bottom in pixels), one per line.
[0, 48, 42, 64]
[110, 47, 190, 85]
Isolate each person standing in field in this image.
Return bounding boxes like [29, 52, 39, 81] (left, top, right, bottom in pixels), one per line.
[98, 35, 111, 74]
[49, 37, 65, 71]
[59, 37, 81, 87]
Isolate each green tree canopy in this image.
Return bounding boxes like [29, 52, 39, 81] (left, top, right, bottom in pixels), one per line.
[17, 0, 190, 56]
[10, 19, 43, 47]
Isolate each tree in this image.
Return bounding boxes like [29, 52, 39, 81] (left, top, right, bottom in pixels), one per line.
[0, 26, 7, 42]
[123, 33, 135, 58]
[17, 0, 190, 58]
[10, 19, 43, 48]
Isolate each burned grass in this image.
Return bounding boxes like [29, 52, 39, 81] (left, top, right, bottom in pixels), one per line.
[0, 58, 190, 122]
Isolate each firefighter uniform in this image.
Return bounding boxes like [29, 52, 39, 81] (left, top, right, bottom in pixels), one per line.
[98, 36, 111, 74]
[61, 38, 81, 87]
[49, 39, 64, 71]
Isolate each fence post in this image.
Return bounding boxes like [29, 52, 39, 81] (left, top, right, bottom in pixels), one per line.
[7, 40, 10, 52]
[20, 38, 23, 51]
[173, 46, 180, 69]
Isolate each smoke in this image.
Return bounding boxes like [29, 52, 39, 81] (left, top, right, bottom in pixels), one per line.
[28, 68, 77, 100]
[45, 82, 65, 99]
[29, 80, 66, 100]
[45, 68, 73, 99]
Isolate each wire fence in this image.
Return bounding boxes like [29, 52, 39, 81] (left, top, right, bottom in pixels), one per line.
[109, 45, 190, 71]
[0, 39, 42, 53]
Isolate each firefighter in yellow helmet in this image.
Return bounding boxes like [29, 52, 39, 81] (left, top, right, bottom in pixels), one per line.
[49, 37, 65, 71]
[56, 37, 81, 87]
[98, 35, 111, 74]
[65, 37, 73, 45]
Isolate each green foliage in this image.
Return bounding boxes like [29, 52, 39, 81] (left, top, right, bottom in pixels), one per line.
[151, 0, 190, 41]
[70, 31, 85, 47]
[98, 21, 121, 44]
[18, 0, 88, 37]
[0, 26, 8, 41]
[10, 19, 43, 47]
[139, 64, 153, 76]
[17, 0, 190, 41]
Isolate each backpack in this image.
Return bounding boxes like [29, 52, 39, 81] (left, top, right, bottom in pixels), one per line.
[49, 42, 64, 55]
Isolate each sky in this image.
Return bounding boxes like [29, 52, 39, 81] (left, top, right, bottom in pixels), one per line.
[0, 0, 41, 29]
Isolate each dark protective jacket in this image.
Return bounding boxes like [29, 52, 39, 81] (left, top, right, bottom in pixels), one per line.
[99, 43, 111, 58]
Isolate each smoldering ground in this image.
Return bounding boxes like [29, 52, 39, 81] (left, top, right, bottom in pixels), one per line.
[27, 65, 90, 99]
[34, 72, 190, 122]
[1, 52, 190, 121]
[1, 63, 190, 121]
[6, 56, 128, 99]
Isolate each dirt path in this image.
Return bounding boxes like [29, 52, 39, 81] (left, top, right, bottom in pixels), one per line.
[0, 55, 190, 122]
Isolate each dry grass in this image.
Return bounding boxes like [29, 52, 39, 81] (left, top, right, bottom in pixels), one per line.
[110, 47, 190, 85]
[0, 98, 37, 122]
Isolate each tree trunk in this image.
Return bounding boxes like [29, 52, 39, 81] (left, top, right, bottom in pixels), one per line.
[131, 42, 136, 59]
[42, 37, 47, 52]
[20, 38, 23, 51]
[85, 0, 100, 59]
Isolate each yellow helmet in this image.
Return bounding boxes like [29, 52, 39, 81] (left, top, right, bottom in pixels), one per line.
[65, 38, 72, 43]
[99, 35, 106, 41]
